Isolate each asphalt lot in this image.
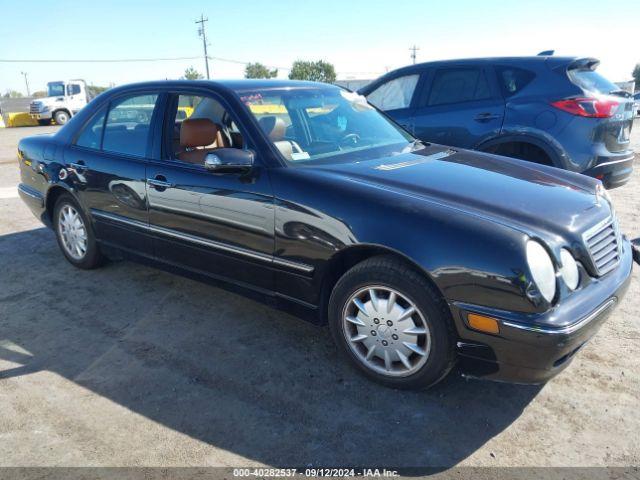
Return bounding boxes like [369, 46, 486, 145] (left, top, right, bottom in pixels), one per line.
[0, 123, 639, 468]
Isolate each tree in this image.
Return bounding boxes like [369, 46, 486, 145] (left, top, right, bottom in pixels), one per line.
[32, 91, 47, 98]
[244, 62, 277, 79]
[633, 64, 640, 89]
[3, 90, 23, 98]
[288, 60, 336, 83]
[87, 85, 110, 99]
[183, 66, 204, 80]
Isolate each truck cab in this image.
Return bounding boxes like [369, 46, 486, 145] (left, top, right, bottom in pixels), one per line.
[29, 80, 90, 125]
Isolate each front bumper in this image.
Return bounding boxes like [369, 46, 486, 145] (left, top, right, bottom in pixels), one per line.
[29, 112, 52, 120]
[450, 237, 633, 384]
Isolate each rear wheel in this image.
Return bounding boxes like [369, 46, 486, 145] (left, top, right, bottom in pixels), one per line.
[54, 110, 70, 125]
[328, 255, 455, 390]
[53, 194, 104, 269]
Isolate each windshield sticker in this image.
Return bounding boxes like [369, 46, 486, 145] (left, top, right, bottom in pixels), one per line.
[240, 93, 263, 104]
[375, 150, 455, 171]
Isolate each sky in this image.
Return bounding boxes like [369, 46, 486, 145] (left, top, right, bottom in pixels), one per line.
[1, 0, 639, 95]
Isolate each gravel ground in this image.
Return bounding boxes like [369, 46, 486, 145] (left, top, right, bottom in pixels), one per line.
[0, 122, 638, 469]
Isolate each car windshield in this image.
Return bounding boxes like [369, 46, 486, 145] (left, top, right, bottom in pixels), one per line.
[238, 87, 415, 165]
[47, 83, 65, 97]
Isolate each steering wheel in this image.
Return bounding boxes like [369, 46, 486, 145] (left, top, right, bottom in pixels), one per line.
[339, 133, 360, 147]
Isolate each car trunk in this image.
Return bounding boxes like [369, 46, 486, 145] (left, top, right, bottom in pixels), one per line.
[566, 59, 635, 153]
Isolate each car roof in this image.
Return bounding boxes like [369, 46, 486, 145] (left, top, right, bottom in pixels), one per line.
[370, 56, 583, 78]
[102, 79, 339, 96]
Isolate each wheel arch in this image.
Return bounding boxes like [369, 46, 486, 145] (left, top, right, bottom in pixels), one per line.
[476, 132, 565, 168]
[44, 184, 76, 225]
[317, 243, 446, 325]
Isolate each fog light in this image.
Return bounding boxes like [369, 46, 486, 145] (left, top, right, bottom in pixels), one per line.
[468, 313, 500, 334]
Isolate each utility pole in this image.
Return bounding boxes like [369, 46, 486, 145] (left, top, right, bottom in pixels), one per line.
[409, 45, 420, 65]
[195, 14, 210, 79]
[21, 71, 30, 97]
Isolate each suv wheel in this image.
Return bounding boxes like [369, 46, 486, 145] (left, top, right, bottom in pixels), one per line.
[328, 255, 455, 390]
[53, 194, 104, 269]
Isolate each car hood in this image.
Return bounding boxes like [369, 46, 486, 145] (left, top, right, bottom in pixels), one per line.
[313, 145, 611, 238]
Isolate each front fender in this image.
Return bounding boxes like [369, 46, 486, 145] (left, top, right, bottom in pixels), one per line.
[271, 168, 537, 315]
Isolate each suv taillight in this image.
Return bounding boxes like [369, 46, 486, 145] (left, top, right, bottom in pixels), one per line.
[551, 97, 619, 118]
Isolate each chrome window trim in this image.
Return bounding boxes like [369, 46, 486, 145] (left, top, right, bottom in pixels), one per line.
[90, 209, 314, 274]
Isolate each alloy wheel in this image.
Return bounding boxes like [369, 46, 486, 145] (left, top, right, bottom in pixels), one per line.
[342, 285, 431, 377]
[58, 204, 88, 260]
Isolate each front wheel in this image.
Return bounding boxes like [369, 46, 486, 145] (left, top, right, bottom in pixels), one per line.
[54, 110, 70, 125]
[328, 256, 455, 390]
[53, 194, 104, 269]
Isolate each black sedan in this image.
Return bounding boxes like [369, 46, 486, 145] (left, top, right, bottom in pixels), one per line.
[17, 80, 635, 390]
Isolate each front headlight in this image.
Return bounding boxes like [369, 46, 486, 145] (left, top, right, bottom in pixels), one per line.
[526, 240, 557, 303]
[559, 249, 579, 290]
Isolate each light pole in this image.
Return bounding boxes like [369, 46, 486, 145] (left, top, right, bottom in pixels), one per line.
[21, 71, 30, 97]
[195, 14, 210, 79]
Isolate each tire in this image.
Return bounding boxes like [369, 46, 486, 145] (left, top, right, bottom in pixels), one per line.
[328, 255, 456, 390]
[53, 110, 70, 125]
[53, 194, 104, 269]
[37, 119, 51, 126]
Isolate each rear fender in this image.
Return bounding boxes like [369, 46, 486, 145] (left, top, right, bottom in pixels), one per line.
[475, 129, 568, 169]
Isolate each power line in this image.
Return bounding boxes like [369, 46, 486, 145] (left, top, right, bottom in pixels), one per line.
[0, 56, 202, 63]
[0, 56, 383, 77]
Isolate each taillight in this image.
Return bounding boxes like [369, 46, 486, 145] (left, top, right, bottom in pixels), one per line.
[551, 97, 619, 118]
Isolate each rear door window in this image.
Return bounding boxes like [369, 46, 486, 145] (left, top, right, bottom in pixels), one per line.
[366, 74, 420, 111]
[102, 94, 159, 157]
[495, 66, 535, 96]
[425, 68, 492, 106]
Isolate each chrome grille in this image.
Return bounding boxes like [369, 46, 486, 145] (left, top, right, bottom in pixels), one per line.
[583, 217, 621, 276]
[29, 102, 42, 114]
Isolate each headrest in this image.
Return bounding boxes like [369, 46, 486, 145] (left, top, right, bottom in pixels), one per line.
[180, 118, 218, 148]
[258, 116, 286, 141]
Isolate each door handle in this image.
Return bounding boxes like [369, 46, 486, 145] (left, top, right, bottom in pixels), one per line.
[147, 175, 174, 190]
[474, 113, 501, 122]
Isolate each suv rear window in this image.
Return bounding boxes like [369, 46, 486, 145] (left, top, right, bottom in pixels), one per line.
[495, 66, 535, 97]
[568, 69, 618, 95]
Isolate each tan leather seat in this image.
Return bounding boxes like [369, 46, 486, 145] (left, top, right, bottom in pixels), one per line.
[177, 118, 228, 164]
[259, 116, 295, 160]
[259, 116, 287, 141]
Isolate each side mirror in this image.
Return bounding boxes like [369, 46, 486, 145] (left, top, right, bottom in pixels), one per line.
[204, 148, 254, 173]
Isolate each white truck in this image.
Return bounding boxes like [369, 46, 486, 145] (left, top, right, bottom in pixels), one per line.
[29, 80, 92, 125]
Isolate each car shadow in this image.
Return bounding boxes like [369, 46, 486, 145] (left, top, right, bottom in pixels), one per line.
[0, 227, 541, 470]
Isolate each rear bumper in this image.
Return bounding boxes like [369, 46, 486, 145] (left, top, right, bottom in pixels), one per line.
[18, 183, 47, 223]
[583, 152, 635, 189]
[451, 237, 633, 384]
